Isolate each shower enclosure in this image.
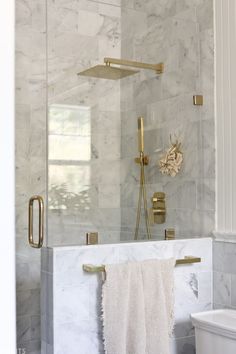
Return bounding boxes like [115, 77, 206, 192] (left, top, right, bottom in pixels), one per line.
[15, 0, 215, 352]
[24, 0, 215, 249]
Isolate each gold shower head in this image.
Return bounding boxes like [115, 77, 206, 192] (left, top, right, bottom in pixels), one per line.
[77, 58, 164, 80]
[78, 64, 139, 80]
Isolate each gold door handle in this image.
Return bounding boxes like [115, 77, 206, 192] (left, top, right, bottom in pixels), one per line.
[28, 195, 44, 248]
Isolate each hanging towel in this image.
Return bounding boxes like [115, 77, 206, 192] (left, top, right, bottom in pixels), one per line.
[102, 258, 175, 354]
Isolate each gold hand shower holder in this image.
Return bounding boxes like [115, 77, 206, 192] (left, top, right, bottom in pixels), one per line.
[134, 117, 152, 240]
[83, 256, 202, 274]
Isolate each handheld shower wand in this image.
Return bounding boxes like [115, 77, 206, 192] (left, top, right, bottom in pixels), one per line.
[134, 117, 152, 240]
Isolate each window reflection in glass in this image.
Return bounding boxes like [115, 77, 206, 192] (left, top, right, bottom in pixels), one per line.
[48, 104, 91, 210]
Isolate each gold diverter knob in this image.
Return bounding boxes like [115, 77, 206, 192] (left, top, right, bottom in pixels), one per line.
[151, 192, 166, 224]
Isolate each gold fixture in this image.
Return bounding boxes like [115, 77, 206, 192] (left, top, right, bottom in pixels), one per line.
[193, 95, 203, 106]
[135, 156, 149, 165]
[135, 116, 149, 165]
[28, 195, 44, 248]
[138, 115, 144, 153]
[82, 256, 202, 274]
[78, 57, 164, 80]
[104, 58, 164, 74]
[78, 64, 138, 80]
[134, 117, 152, 240]
[151, 192, 166, 224]
[165, 228, 175, 240]
[86, 232, 98, 245]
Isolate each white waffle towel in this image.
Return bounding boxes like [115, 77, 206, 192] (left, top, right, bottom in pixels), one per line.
[102, 258, 175, 354]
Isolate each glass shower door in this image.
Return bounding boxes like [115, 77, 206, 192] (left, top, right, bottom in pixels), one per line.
[45, 0, 214, 247]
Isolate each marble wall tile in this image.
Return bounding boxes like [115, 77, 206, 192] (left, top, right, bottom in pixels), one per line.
[213, 271, 231, 307]
[47, 0, 79, 33]
[16, 104, 31, 130]
[17, 316, 31, 344]
[231, 275, 236, 308]
[16, 262, 41, 291]
[18, 339, 41, 354]
[31, 315, 41, 341]
[98, 184, 120, 208]
[171, 335, 196, 354]
[41, 272, 52, 318]
[55, 285, 91, 323]
[213, 241, 236, 274]
[17, 289, 41, 317]
[196, 0, 213, 31]
[92, 133, 121, 160]
[213, 241, 236, 310]
[91, 110, 121, 136]
[41, 248, 54, 273]
[163, 180, 197, 210]
[41, 315, 54, 346]
[121, 7, 147, 40]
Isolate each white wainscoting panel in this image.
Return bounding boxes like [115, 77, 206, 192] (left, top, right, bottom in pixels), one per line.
[215, 0, 236, 234]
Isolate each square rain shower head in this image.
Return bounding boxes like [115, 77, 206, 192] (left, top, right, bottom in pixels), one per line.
[78, 65, 139, 80]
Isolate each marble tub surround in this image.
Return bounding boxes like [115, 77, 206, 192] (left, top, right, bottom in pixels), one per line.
[213, 240, 236, 309]
[41, 238, 212, 353]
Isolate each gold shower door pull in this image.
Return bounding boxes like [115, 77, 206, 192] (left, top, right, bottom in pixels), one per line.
[28, 195, 44, 248]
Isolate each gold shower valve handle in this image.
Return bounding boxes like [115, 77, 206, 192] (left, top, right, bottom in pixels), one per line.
[153, 209, 166, 215]
[152, 192, 165, 203]
[151, 192, 166, 224]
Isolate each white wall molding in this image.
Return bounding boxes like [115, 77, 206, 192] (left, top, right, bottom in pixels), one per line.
[0, 0, 16, 352]
[215, 0, 236, 233]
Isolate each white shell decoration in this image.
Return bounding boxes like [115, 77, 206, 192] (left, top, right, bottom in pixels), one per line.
[159, 137, 183, 177]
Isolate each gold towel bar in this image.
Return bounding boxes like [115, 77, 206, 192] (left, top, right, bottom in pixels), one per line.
[83, 256, 201, 273]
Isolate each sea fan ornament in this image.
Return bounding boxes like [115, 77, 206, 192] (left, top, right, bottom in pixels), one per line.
[159, 136, 183, 177]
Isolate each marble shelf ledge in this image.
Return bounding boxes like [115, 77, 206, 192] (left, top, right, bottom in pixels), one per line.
[47, 236, 213, 251]
[213, 231, 236, 244]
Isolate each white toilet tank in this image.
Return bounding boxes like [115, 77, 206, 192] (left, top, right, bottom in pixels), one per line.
[191, 310, 236, 354]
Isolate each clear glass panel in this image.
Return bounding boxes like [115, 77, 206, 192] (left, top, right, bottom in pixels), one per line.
[46, 0, 215, 246]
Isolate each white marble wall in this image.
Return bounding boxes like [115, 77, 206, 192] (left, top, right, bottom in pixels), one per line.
[16, 0, 47, 353]
[41, 238, 212, 353]
[120, 0, 215, 241]
[213, 240, 236, 309]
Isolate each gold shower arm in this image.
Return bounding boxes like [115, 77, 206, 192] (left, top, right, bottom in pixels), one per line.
[83, 256, 201, 273]
[104, 58, 164, 74]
